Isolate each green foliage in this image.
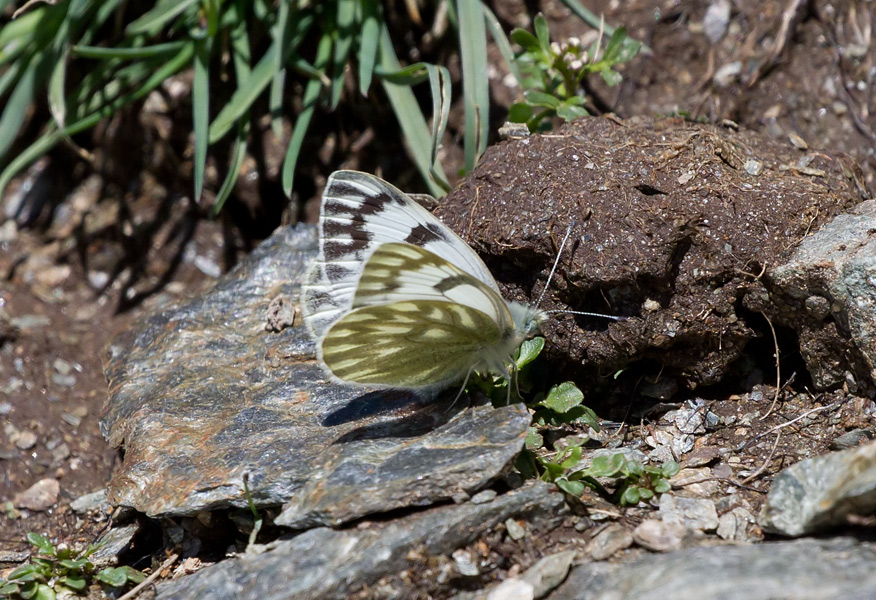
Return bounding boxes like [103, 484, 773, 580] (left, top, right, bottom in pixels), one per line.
[500, 337, 677, 507]
[509, 13, 642, 132]
[527, 447, 679, 507]
[0, 532, 146, 599]
[0, 0, 460, 208]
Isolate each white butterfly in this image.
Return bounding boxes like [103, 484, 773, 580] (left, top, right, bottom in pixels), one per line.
[302, 170, 545, 393]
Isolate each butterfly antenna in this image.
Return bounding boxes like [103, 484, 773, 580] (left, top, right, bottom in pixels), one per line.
[534, 222, 576, 310]
[537, 221, 626, 322]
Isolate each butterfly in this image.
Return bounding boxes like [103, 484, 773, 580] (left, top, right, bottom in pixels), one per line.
[301, 170, 546, 394]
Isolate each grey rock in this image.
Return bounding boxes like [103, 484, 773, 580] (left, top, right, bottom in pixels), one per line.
[101, 225, 531, 524]
[631, 519, 688, 552]
[548, 538, 876, 600]
[13, 478, 60, 511]
[703, 0, 731, 44]
[90, 524, 139, 569]
[659, 495, 719, 531]
[586, 524, 633, 560]
[760, 439, 876, 536]
[453, 549, 480, 576]
[472, 489, 498, 504]
[769, 199, 876, 386]
[717, 507, 758, 542]
[70, 489, 110, 514]
[472, 551, 577, 600]
[156, 482, 566, 600]
[505, 518, 526, 541]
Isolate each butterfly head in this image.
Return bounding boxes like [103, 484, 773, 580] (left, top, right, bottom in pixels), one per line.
[508, 301, 547, 340]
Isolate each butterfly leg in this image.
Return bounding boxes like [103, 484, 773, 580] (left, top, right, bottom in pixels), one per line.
[444, 365, 478, 415]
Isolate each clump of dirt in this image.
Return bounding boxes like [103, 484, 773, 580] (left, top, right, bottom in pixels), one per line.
[436, 116, 867, 408]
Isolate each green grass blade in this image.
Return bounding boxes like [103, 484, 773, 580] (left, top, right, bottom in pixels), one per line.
[71, 42, 187, 59]
[482, 4, 522, 85]
[0, 53, 49, 161]
[269, 0, 291, 138]
[558, 0, 651, 54]
[193, 37, 212, 201]
[210, 11, 313, 144]
[229, 0, 252, 80]
[376, 23, 445, 195]
[456, 0, 489, 171]
[281, 32, 331, 197]
[211, 118, 250, 215]
[126, 0, 199, 36]
[357, 0, 380, 95]
[426, 64, 450, 191]
[330, 0, 356, 108]
[0, 9, 42, 66]
[48, 48, 67, 128]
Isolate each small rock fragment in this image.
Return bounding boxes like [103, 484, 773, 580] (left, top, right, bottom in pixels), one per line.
[471, 490, 497, 504]
[453, 549, 479, 576]
[13, 478, 60, 511]
[505, 518, 526, 541]
[587, 524, 633, 560]
[632, 519, 688, 552]
[14, 430, 37, 450]
[659, 494, 719, 531]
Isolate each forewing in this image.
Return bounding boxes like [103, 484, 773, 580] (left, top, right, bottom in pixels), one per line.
[320, 300, 503, 388]
[352, 243, 513, 329]
[302, 171, 499, 339]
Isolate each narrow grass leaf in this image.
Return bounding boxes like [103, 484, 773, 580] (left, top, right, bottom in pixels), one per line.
[126, 0, 198, 36]
[71, 41, 186, 59]
[269, 0, 291, 138]
[330, 0, 356, 108]
[376, 23, 445, 195]
[193, 37, 212, 201]
[426, 63, 450, 190]
[482, 5, 522, 84]
[456, 0, 489, 171]
[211, 119, 250, 215]
[281, 33, 332, 196]
[357, 0, 380, 95]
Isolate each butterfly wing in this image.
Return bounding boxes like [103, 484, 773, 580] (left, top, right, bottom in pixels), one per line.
[318, 243, 519, 388]
[320, 299, 506, 389]
[303, 171, 500, 340]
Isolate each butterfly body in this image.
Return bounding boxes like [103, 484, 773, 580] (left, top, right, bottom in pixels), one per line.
[303, 171, 544, 392]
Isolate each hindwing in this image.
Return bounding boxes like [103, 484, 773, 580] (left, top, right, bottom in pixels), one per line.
[302, 171, 500, 340]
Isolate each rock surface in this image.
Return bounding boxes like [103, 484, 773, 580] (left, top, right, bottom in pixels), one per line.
[156, 482, 566, 600]
[548, 538, 876, 600]
[101, 225, 530, 521]
[760, 439, 876, 536]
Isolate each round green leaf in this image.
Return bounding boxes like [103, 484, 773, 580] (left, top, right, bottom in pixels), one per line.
[556, 478, 585, 496]
[542, 381, 584, 413]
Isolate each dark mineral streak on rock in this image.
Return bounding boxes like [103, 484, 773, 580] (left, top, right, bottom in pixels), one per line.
[157, 482, 566, 600]
[100, 225, 530, 519]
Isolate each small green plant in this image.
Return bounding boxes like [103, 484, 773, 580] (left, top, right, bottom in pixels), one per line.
[534, 449, 680, 507]
[0, 532, 145, 599]
[508, 13, 642, 132]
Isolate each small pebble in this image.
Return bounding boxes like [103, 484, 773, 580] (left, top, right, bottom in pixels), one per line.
[632, 519, 688, 552]
[0, 402, 12, 415]
[14, 430, 37, 450]
[471, 489, 497, 504]
[13, 478, 60, 511]
[587, 524, 634, 560]
[452, 549, 479, 576]
[505, 518, 526, 541]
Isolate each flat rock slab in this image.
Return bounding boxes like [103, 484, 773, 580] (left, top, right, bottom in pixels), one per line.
[548, 537, 876, 600]
[100, 225, 530, 521]
[156, 482, 566, 600]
